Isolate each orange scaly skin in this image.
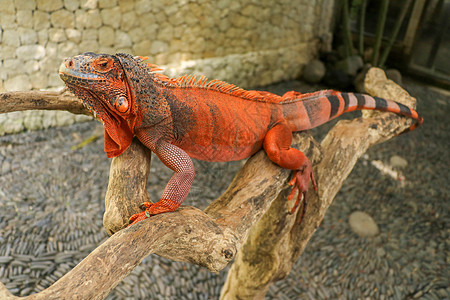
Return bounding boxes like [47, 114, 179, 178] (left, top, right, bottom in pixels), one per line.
[59, 53, 423, 226]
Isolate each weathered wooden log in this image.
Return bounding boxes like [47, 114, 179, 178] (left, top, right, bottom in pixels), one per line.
[103, 138, 152, 235]
[0, 68, 417, 299]
[0, 206, 238, 300]
[219, 68, 416, 299]
[0, 88, 90, 116]
[0, 134, 308, 300]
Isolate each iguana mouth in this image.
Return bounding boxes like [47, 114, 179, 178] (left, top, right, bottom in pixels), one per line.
[59, 62, 114, 123]
[59, 62, 101, 83]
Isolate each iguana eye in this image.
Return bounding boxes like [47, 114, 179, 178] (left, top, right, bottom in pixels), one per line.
[96, 59, 110, 69]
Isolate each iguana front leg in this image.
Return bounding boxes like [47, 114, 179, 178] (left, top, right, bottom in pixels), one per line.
[129, 132, 195, 226]
[263, 122, 317, 221]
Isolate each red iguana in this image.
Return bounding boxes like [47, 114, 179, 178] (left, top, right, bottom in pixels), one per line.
[59, 52, 422, 226]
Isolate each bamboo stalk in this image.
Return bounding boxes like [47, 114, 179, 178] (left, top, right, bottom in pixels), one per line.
[379, 0, 413, 67]
[358, 0, 367, 56]
[342, 0, 354, 57]
[371, 0, 390, 66]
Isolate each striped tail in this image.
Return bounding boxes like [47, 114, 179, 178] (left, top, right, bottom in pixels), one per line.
[284, 90, 423, 133]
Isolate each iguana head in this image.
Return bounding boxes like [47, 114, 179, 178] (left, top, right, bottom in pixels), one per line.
[59, 52, 141, 157]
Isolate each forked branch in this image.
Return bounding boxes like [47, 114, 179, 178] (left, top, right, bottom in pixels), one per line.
[0, 68, 417, 299]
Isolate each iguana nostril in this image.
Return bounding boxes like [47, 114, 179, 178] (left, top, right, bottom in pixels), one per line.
[66, 59, 74, 68]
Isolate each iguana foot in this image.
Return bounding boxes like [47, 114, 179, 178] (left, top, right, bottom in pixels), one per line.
[287, 161, 317, 222]
[128, 199, 180, 227]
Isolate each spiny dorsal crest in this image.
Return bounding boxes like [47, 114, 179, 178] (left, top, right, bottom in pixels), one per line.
[132, 55, 284, 103]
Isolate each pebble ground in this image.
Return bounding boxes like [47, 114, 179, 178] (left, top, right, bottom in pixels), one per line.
[0, 79, 448, 299]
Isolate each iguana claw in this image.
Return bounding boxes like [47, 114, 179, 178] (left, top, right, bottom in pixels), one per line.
[128, 199, 181, 227]
[287, 162, 317, 223]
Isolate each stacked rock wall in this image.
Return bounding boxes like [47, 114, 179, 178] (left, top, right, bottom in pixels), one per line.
[0, 0, 334, 134]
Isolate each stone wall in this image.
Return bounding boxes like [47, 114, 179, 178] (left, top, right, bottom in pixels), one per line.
[0, 0, 334, 134]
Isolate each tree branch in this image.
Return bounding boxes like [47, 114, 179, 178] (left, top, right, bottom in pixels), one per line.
[0, 68, 417, 299]
[220, 68, 416, 299]
[0, 88, 91, 116]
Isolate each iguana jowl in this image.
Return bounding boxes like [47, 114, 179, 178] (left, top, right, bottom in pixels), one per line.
[59, 52, 422, 226]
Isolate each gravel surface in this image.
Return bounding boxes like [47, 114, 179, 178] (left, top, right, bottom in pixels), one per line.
[0, 79, 448, 299]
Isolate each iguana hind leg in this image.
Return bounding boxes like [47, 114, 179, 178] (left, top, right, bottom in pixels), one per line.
[263, 122, 317, 221]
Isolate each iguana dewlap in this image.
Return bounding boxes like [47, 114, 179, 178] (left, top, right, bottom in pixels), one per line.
[59, 52, 422, 226]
